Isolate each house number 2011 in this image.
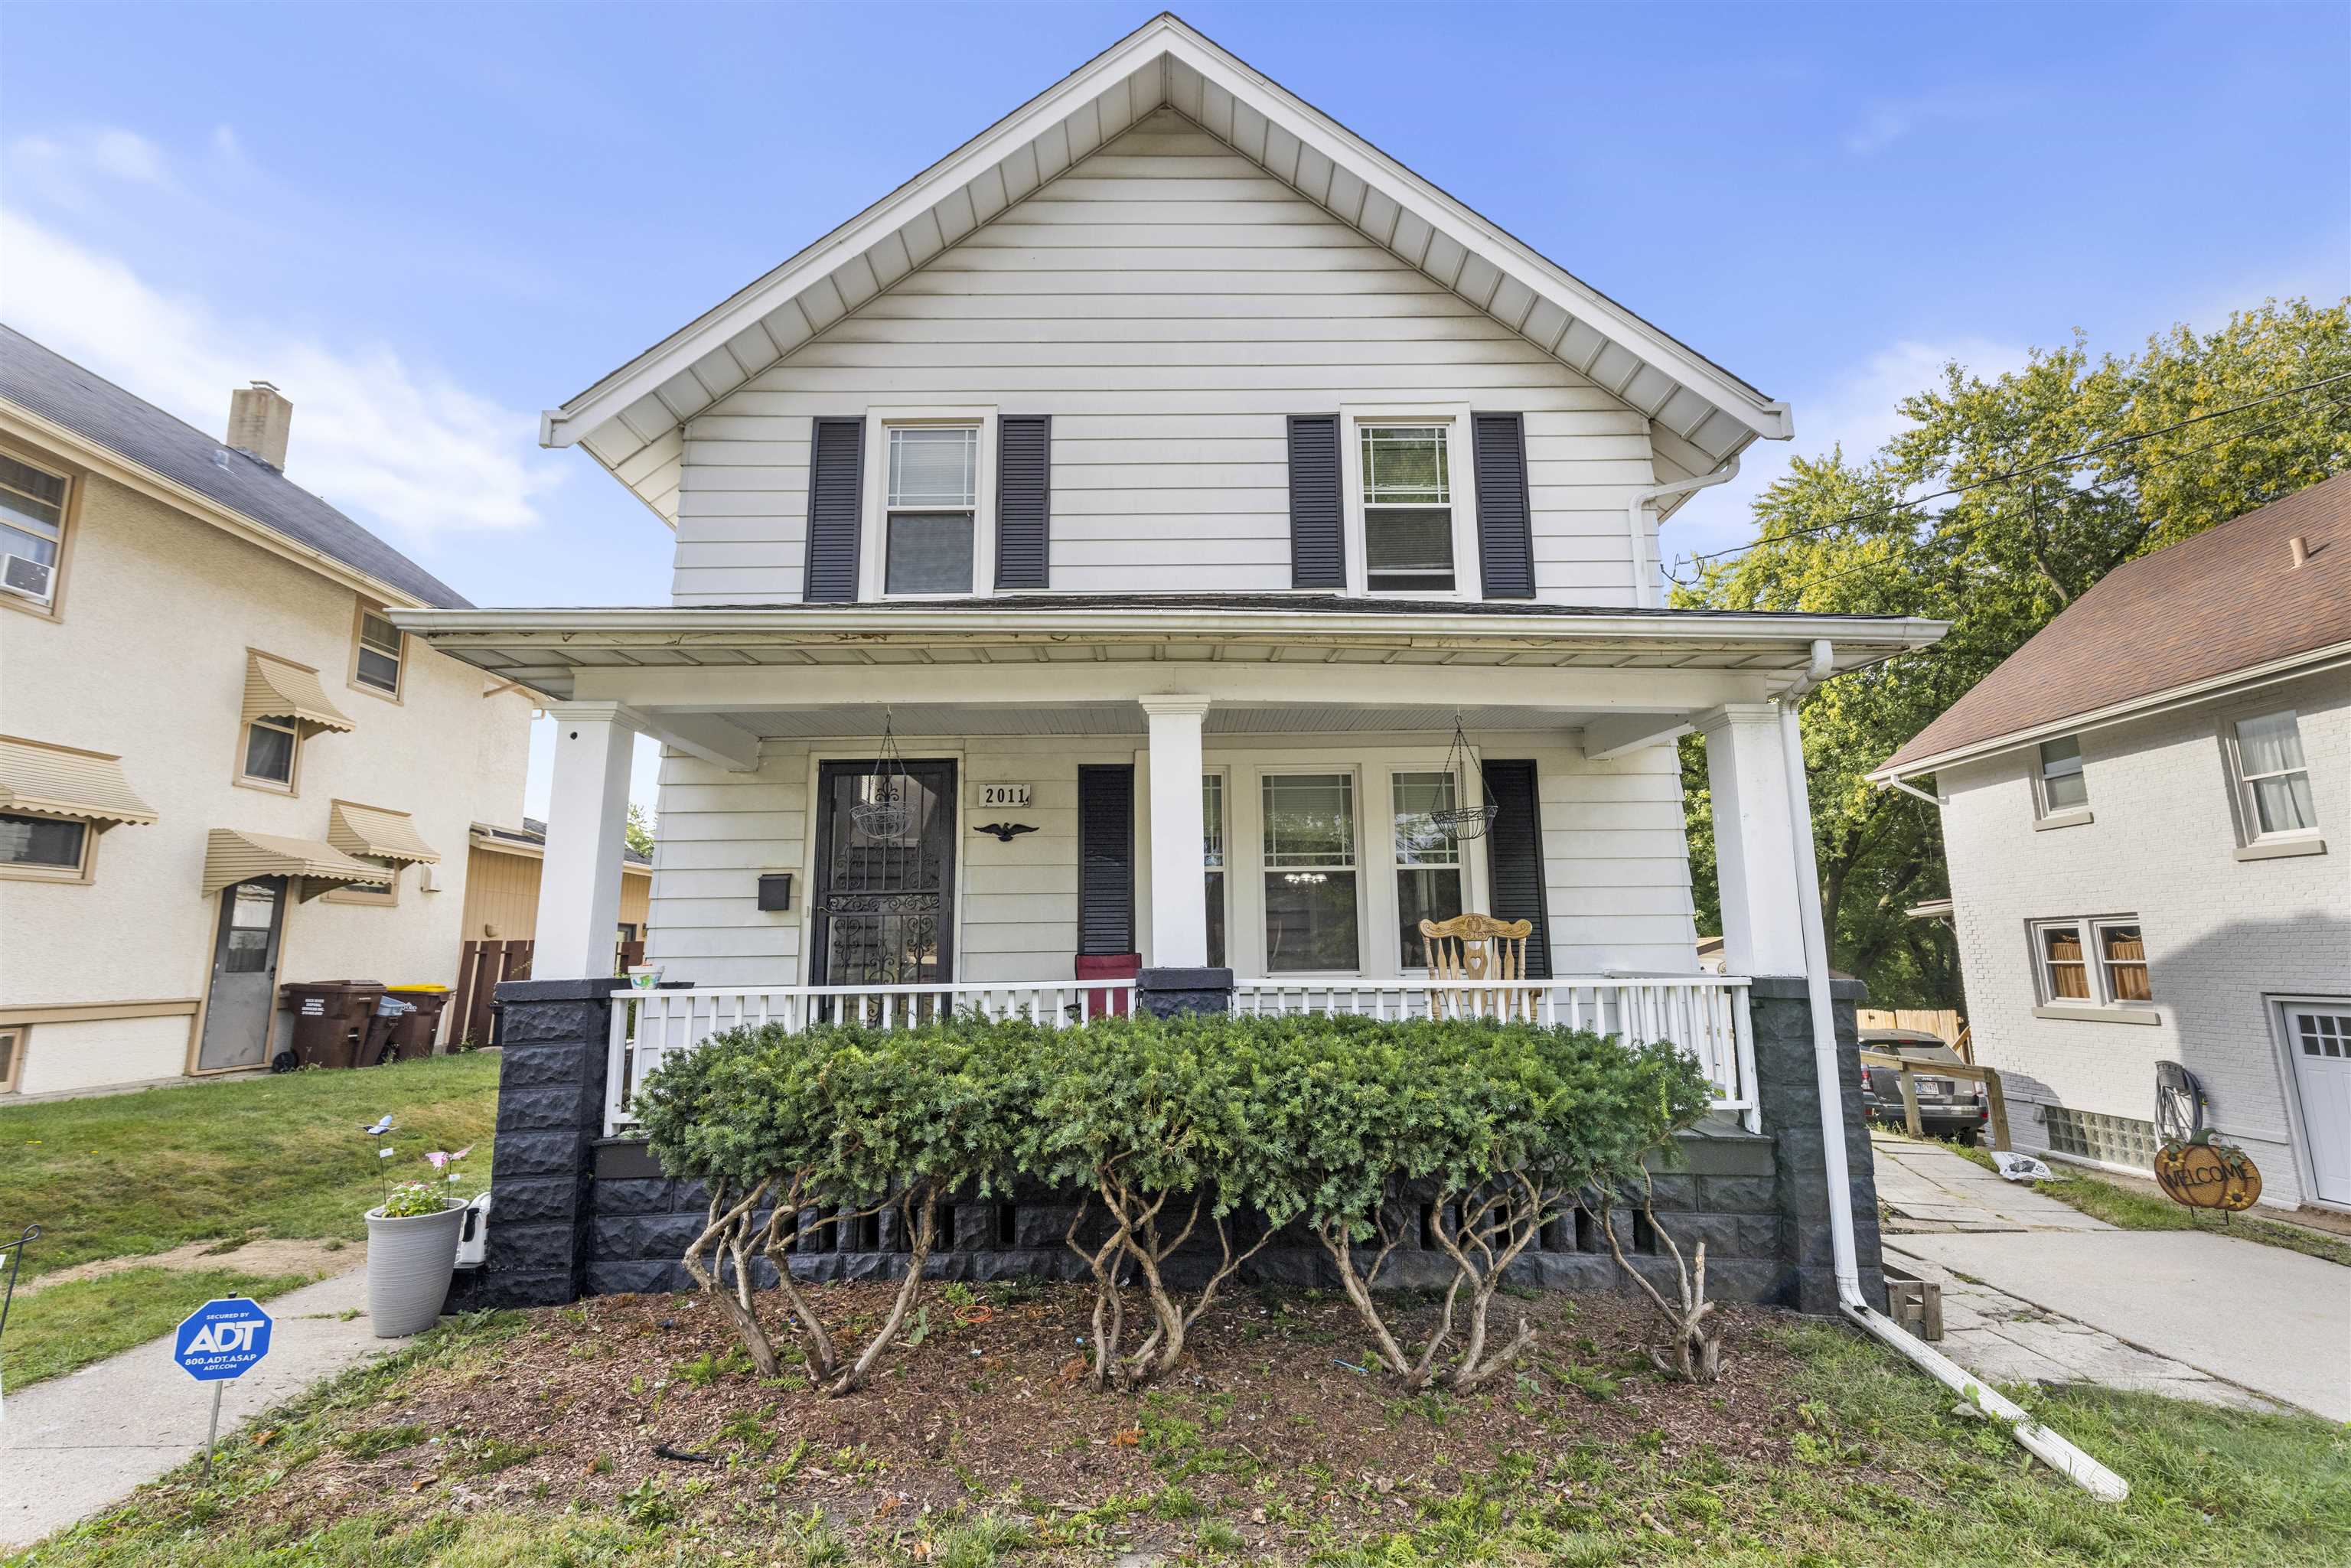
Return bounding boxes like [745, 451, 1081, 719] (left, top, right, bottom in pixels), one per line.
[979, 784, 1033, 808]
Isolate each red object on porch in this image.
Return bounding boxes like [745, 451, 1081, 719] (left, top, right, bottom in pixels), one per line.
[1075, 953, 1140, 1018]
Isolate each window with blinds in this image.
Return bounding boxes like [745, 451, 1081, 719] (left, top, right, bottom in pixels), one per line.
[885, 425, 978, 596]
[2032, 915, 2154, 1009]
[1359, 425, 1454, 592]
[2231, 710, 2318, 840]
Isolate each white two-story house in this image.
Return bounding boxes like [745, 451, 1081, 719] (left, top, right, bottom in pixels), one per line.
[1875, 475, 2349, 1211]
[396, 15, 1945, 1137]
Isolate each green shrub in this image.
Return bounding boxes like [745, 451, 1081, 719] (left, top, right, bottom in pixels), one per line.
[635, 1009, 1710, 1395]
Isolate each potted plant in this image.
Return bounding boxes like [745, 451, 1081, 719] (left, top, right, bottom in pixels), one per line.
[361, 1120, 474, 1338]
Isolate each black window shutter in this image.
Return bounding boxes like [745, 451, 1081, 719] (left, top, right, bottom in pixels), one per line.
[1076, 764, 1136, 957]
[1287, 414, 1345, 589]
[802, 416, 865, 603]
[995, 415, 1051, 590]
[1481, 759, 1550, 978]
[1472, 412, 1534, 599]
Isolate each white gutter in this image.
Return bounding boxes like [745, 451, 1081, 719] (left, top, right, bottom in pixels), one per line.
[1777, 637, 2128, 1501]
[1628, 455, 1742, 609]
[1879, 776, 1947, 808]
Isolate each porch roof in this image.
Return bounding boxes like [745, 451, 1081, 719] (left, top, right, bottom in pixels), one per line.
[394, 597, 1946, 705]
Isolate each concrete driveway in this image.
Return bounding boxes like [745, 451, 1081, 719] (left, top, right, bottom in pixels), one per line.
[1873, 1133, 2351, 1420]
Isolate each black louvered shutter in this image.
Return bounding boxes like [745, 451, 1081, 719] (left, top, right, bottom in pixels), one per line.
[1286, 414, 1345, 588]
[1076, 764, 1136, 957]
[995, 415, 1051, 590]
[1472, 412, 1534, 599]
[802, 416, 865, 603]
[1481, 760, 1550, 978]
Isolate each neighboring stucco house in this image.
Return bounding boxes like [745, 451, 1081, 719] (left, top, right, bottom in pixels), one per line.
[0, 327, 535, 1096]
[1874, 474, 2350, 1211]
[399, 17, 1949, 1314]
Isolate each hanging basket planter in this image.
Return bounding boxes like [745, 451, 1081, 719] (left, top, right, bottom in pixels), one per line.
[1429, 712, 1499, 841]
[850, 712, 915, 842]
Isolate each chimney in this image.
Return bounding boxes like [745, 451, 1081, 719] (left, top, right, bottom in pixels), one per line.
[2288, 535, 2310, 569]
[227, 380, 292, 470]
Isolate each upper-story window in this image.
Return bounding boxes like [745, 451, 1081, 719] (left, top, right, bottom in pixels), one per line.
[1358, 424, 1455, 593]
[885, 425, 979, 595]
[0, 451, 70, 611]
[240, 716, 300, 791]
[2035, 735, 2088, 818]
[351, 606, 406, 698]
[2229, 710, 2317, 841]
[2, 811, 90, 879]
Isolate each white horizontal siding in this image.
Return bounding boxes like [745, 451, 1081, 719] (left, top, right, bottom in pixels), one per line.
[676, 112, 1661, 606]
[644, 730, 1700, 989]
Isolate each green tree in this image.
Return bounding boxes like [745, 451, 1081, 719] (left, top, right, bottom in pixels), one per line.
[624, 802, 655, 859]
[1676, 298, 2351, 1006]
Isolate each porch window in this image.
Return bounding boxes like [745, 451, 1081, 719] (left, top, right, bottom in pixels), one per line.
[1261, 772, 1358, 972]
[1391, 771, 1463, 968]
[2231, 710, 2317, 838]
[1202, 773, 1227, 970]
[0, 451, 68, 609]
[1359, 425, 1453, 592]
[2036, 735, 2087, 814]
[885, 425, 978, 595]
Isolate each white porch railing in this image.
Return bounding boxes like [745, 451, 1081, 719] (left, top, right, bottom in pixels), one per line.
[604, 974, 1757, 1135]
[605, 980, 1136, 1133]
[1231, 975, 1759, 1126]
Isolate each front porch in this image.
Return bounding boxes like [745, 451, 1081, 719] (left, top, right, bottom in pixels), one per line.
[396, 598, 1936, 1148]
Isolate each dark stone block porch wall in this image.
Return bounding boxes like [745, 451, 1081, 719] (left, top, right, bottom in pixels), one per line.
[448, 974, 1885, 1315]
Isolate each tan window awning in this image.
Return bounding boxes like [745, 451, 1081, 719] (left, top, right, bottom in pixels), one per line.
[327, 800, 440, 865]
[0, 734, 158, 826]
[243, 650, 354, 735]
[202, 828, 393, 900]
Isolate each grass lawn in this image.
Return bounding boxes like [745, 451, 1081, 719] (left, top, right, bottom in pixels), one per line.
[1938, 1138, 2351, 1269]
[0, 1053, 498, 1390]
[24, 1284, 2349, 1566]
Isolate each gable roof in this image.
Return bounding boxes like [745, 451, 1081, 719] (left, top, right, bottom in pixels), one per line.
[0, 324, 472, 609]
[546, 12, 1792, 525]
[1877, 472, 2351, 776]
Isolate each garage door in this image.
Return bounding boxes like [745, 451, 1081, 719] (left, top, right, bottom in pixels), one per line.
[2284, 1002, 2351, 1206]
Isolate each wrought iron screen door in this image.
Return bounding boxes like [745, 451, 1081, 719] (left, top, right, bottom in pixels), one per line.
[810, 758, 957, 1017]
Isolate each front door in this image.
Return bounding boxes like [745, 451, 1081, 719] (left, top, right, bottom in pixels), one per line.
[198, 876, 288, 1071]
[2284, 1002, 2351, 1205]
[810, 759, 957, 996]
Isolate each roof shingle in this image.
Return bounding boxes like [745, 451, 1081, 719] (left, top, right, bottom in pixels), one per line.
[1880, 472, 2351, 773]
[0, 324, 472, 608]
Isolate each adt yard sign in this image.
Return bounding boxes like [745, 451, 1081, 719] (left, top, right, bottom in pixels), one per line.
[174, 1297, 273, 1382]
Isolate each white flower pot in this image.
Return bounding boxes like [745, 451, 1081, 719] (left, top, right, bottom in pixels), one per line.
[364, 1201, 467, 1338]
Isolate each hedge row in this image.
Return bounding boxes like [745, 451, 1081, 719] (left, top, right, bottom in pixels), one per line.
[634, 1010, 1713, 1394]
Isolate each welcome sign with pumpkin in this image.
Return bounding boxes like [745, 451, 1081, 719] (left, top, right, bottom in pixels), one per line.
[2153, 1130, 2264, 1212]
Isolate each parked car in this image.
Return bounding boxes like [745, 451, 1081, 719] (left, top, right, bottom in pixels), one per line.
[1857, 1028, 1990, 1143]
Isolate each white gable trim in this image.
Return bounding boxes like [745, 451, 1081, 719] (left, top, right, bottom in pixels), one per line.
[544, 15, 1789, 524]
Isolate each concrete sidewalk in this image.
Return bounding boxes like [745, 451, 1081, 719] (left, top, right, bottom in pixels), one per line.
[1871, 1132, 2112, 1232]
[1891, 1227, 2350, 1420]
[1, 1269, 411, 1550]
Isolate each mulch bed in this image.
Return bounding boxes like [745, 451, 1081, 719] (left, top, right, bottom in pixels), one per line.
[239, 1282, 1813, 1557]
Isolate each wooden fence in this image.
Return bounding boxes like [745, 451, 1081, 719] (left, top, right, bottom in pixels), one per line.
[1857, 1007, 1971, 1062]
[446, 936, 649, 1050]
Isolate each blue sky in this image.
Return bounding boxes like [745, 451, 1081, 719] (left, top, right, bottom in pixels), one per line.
[5, 2, 2346, 812]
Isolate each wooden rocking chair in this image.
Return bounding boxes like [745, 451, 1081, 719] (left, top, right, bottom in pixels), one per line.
[1419, 912, 1536, 1022]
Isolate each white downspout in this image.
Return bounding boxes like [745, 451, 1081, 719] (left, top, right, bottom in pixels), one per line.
[1628, 455, 1740, 608]
[1776, 639, 2128, 1501]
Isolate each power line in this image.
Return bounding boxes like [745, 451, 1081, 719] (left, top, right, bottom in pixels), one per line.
[1676, 390, 2351, 601]
[1681, 368, 2351, 572]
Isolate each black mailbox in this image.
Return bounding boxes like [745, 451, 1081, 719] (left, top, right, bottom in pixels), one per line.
[757, 872, 792, 911]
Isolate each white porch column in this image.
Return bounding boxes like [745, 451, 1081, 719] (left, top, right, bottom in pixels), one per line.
[1140, 696, 1212, 968]
[535, 701, 639, 980]
[1695, 703, 1807, 975]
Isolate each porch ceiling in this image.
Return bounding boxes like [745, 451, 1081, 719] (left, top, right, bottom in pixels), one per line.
[726, 700, 1641, 739]
[395, 600, 1946, 706]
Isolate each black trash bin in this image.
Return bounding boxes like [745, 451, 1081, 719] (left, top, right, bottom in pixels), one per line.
[276, 982, 386, 1071]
